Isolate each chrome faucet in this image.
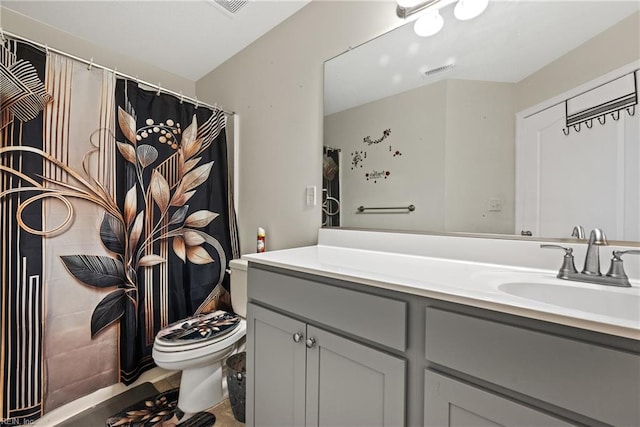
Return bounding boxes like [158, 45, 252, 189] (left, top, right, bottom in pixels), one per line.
[542, 228, 638, 287]
[571, 225, 585, 240]
[582, 228, 608, 275]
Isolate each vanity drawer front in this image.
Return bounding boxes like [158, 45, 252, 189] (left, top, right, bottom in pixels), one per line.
[425, 307, 640, 426]
[248, 267, 407, 351]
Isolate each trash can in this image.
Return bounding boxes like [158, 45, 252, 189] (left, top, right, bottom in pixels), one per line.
[226, 352, 246, 422]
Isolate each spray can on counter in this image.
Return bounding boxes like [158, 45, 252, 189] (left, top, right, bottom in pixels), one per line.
[257, 227, 266, 253]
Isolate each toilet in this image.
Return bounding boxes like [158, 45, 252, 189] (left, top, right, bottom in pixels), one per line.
[152, 259, 248, 414]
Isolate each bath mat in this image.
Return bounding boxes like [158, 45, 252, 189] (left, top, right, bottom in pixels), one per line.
[106, 388, 217, 427]
[57, 382, 159, 427]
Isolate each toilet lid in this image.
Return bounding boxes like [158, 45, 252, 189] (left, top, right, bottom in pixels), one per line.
[156, 310, 240, 346]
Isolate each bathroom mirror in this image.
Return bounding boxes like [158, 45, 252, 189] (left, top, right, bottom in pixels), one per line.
[323, 0, 640, 243]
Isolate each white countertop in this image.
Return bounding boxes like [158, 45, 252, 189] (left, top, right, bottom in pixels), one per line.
[243, 244, 640, 340]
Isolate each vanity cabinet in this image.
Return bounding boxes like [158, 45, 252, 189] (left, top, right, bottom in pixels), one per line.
[246, 263, 640, 427]
[424, 370, 572, 426]
[424, 307, 640, 426]
[246, 296, 406, 427]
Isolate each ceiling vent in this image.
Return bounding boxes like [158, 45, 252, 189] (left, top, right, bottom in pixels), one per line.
[212, 0, 248, 15]
[424, 63, 455, 77]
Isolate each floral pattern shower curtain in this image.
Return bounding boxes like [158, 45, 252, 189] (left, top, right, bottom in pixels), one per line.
[113, 80, 237, 384]
[0, 39, 238, 424]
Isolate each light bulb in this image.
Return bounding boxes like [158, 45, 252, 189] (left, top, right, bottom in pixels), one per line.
[414, 11, 444, 37]
[454, 0, 489, 21]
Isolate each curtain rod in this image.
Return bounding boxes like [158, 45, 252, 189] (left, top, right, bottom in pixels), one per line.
[1, 28, 235, 116]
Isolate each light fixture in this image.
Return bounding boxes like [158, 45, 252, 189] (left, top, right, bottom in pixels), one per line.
[414, 11, 444, 37]
[397, 0, 425, 8]
[454, 0, 489, 21]
[397, 0, 489, 37]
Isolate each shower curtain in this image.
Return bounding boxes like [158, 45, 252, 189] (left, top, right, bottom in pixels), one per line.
[0, 40, 48, 426]
[113, 80, 238, 384]
[0, 39, 238, 424]
[323, 147, 341, 226]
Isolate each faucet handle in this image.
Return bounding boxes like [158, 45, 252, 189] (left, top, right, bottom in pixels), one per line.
[612, 249, 640, 259]
[541, 245, 578, 279]
[541, 244, 574, 254]
[605, 250, 640, 284]
[613, 249, 640, 257]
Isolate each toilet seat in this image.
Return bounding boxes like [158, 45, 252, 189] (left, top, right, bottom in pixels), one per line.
[155, 310, 240, 349]
[153, 319, 246, 360]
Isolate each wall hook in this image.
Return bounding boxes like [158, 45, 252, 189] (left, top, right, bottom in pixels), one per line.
[598, 115, 606, 125]
[611, 110, 621, 121]
[87, 57, 94, 71]
[562, 127, 570, 136]
[572, 123, 581, 132]
[627, 105, 636, 116]
[585, 119, 593, 129]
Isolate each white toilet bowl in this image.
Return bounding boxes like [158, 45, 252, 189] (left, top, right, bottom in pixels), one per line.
[152, 259, 248, 414]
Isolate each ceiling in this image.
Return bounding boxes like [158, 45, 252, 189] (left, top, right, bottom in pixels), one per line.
[1, 0, 309, 81]
[324, 1, 640, 115]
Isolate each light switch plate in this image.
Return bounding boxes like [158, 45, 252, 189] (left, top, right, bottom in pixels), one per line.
[306, 186, 317, 206]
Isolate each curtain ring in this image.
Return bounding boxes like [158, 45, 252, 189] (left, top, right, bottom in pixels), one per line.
[179, 91, 184, 104]
[562, 127, 570, 136]
[156, 83, 162, 96]
[598, 115, 606, 125]
[0, 28, 5, 42]
[44, 44, 50, 56]
[585, 119, 593, 129]
[87, 57, 94, 71]
[194, 96, 199, 109]
[573, 123, 581, 132]
[627, 105, 636, 116]
[611, 110, 620, 121]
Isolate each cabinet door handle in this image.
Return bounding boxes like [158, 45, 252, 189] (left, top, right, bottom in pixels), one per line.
[293, 332, 304, 343]
[305, 337, 316, 348]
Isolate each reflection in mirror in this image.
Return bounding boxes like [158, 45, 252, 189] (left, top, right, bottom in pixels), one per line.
[323, 1, 640, 243]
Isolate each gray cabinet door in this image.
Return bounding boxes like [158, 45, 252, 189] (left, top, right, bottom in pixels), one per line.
[305, 325, 406, 427]
[424, 370, 572, 427]
[247, 303, 306, 427]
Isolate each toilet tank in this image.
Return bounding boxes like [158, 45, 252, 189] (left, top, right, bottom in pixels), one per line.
[229, 259, 248, 318]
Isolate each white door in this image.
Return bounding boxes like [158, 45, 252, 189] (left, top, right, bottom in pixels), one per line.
[516, 74, 640, 240]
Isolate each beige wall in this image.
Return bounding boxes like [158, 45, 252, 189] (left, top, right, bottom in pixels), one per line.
[196, 0, 403, 253]
[325, 81, 448, 232]
[445, 80, 515, 234]
[0, 7, 196, 96]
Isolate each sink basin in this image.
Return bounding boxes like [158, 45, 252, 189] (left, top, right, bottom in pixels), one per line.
[498, 282, 640, 322]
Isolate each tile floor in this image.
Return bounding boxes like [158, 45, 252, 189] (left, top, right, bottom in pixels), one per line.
[154, 373, 245, 427]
